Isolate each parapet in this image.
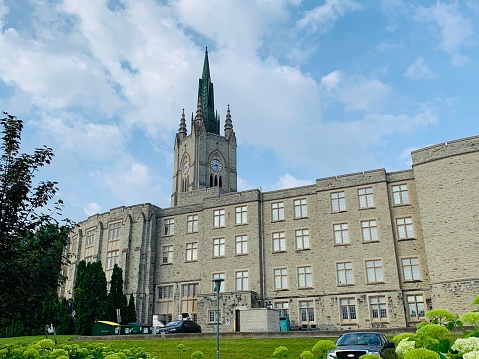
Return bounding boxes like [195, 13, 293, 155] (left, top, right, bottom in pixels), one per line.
[412, 135, 479, 166]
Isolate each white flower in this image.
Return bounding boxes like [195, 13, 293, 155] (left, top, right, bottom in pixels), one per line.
[464, 351, 479, 359]
[396, 338, 416, 358]
[451, 338, 479, 355]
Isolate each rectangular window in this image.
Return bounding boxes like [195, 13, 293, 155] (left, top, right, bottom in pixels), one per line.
[406, 294, 426, 321]
[86, 229, 95, 247]
[298, 266, 313, 288]
[366, 260, 383, 283]
[402, 257, 420, 281]
[208, 310, 217, 323]
[235, 270, 249, 291]
[108, 222, 121, 241]
[274, 301, 289, 317]
[212, 273, 225, 292]
[162, 245, 173, 264]
[295, 229, 310, 250]
[235, 235, 248, 255]
[187, 214, 199, 233]
[271, 202, 285, 221]
[106, 250, 119, 269]
[274, 268, 288, 290]
[213, 209, 225, 228]
[164, 218, 175, 236]
[333, 223, 349, 245]
[272, 232, 286, 252]
[299, 300, 315, 323]
[181, 283, 198, 314]
[392, 184, 409, 205]
[84, 256, 93, 263]
[213, 238, 225, 257]
[186, 242, 198, 262]
[337, 262, 353, 285]
[369, 295, 388, 322]
[358, 187, 374, 209]
[235, 206, 247, 224]
[331, 191, 346, 212]
[158, 285, 174, 299]
[361, 220, 378, 242]
[397, 217, 415, 239]
[294, 198, 308, 218]
[340, 297, 357, 323]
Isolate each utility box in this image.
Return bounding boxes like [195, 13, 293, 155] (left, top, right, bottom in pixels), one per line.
[279, 316, 291, 332]
[92, 321, 120, 336]
[239, 308, 280, 332]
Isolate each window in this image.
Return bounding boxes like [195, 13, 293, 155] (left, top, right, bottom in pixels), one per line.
[158, 285, 174, 299]
[272, 232, 286, 252]
[84, 256, 94, 263]
[213, 209, 225, 228]
[181, 283, 198, 314]
[366, 260, 383, 283]
[235, 270, 249, 291]
[297, 266, 313, 288]
[274, 301, 289, 317]
[213, 238, 225, 257]
[402, 257, 420, 281]
[186, 242, 197, 262]
[406, 294, 426, 321]
[187, 214, 199, 233]
[208, 310, 217, 323]
[361, 220, 378, 242]
[331, 191, 346, 212]
[86, 229, 95, 246]
[396, 217, 414, 239]
[235, 206, 247, 224]
[108, 222, 121, 241]
[271, 202, 285, 221]
[369, 295, 388, 322]
[212, 273, 225, 292]
[358, 187, 374, 209]
[294, 198, 308, 218]
[162, 245, 173, 264]
[164, 218, 175, 236]
[340, 298, 357, 323]
[333, 223, 350, 245]
[295, 229, 310, 250]
[274, 268, 288, 290]
[299, 300, 315, 324]
[392, 184, 409, 205]
[106, 250, 119, 269]
[235, 235, 248, 255]
[337, 262, 353, 285]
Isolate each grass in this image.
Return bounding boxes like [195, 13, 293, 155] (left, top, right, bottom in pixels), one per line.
[0, 335, 326, 358]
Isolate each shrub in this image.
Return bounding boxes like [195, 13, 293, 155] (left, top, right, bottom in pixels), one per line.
[191, 350, 204, 359]
[462, 312, 479, 330]
[359, 355, 382, 359]
[396, 338, 416, 359]
[300, 351, 314, 359]
[272, 346, 289, 358]
[464, 351, 479, 359]
[311, 340, 336, 359]
[403, 348, 439, 359]
[392, 332, 415, 346]
[451, 337, 479, 356]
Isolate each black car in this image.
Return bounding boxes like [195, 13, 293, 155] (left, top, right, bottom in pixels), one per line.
[327, 332, 395, 359]
[157, 320, 202, 334]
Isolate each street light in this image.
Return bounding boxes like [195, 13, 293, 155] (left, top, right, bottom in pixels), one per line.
[212, 278, 224, 359]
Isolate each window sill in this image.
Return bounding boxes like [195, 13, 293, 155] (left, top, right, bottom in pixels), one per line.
[185, 260, 198, 263]
[393, 203, 411, 207]
[235, 223, 248, 226]
[334, 243, 351, 247]
[362, 240, 380, 244]
[298, 287, 314, 290]
[403, 279, 422, 283]
[234, 253, 248, 257]
[398, 237, 416, 241]
[160, 262, 173, 266]
[271, 219, 286, 223]
[294, 216, 308, 220]
[331, 210, 348, 214]
[338, 283, 355, 287]
[274, 288, 289, 292]
[359, 207, 376, 210]
[367, 281, 385, 285]
[295, 248, 311, 252]
[272, 250, 287, 254]
[212, 256, 226, 259]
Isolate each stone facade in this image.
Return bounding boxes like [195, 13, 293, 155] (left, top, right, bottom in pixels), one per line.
[60, 52, 479, 333]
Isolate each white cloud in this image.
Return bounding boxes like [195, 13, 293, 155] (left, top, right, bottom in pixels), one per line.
[84, 202, 102, 217]
[297, 0, 363, 32]
[415, 2, 473, 65]
[320, 70, 342, 91]
[275, 173, 314, 189]
[404, 57, 435, 80]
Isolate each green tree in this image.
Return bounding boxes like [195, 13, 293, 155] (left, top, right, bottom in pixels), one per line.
[104, 264, 127, 324]
[126, 293, 137, 324]
[0, 113, 72, 337]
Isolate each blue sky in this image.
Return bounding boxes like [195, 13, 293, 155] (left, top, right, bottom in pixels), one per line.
[1, 0, 478, 222]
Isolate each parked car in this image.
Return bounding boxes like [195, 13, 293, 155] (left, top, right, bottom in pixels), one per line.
[327, 332, 395, 359]
[157, 320, 202, 334]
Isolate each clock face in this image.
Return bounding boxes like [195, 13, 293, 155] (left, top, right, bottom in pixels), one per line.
[210, 159, 222, 172]
[183, 163, 189, 174]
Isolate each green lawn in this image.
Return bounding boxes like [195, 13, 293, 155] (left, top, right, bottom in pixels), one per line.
[0, 335, 325, 358]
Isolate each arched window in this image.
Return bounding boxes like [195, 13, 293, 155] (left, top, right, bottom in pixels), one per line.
[210, 174, 214, 187]
[214, 175, 218, 187]
[219, 176, 223, 188]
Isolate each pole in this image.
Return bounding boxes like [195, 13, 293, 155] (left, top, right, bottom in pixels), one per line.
[212, 278, 224, 359]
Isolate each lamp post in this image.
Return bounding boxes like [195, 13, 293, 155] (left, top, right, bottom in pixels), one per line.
[212, 278, 224, 359]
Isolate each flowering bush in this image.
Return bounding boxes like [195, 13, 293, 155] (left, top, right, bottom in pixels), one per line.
[359, 355, 382, 359]
[464, 351, 479, 359]
[403, 348, 439, 359]
[452, 337, 479, 356]
[299, 350, 314, 359]
[272, 346, 289, 358]
[311, 339, 337, 358]
[461, 312, 479, 330]
[392, 333, 415, 346]
[396, 338, 416, 358]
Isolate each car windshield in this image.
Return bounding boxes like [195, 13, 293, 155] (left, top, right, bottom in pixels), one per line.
[166, 321, 182, 327]
[336, 333, 381, 346]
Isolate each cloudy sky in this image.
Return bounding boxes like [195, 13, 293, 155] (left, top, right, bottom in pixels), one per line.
[1, 0, 478, 222]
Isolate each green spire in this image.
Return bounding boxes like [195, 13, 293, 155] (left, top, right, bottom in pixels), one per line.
[198, 48, 220, 134]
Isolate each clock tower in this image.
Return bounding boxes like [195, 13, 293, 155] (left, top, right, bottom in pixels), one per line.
[171, 49, 237, 206]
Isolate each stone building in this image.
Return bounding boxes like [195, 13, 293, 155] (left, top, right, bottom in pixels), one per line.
[60, 50, 479, 333]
